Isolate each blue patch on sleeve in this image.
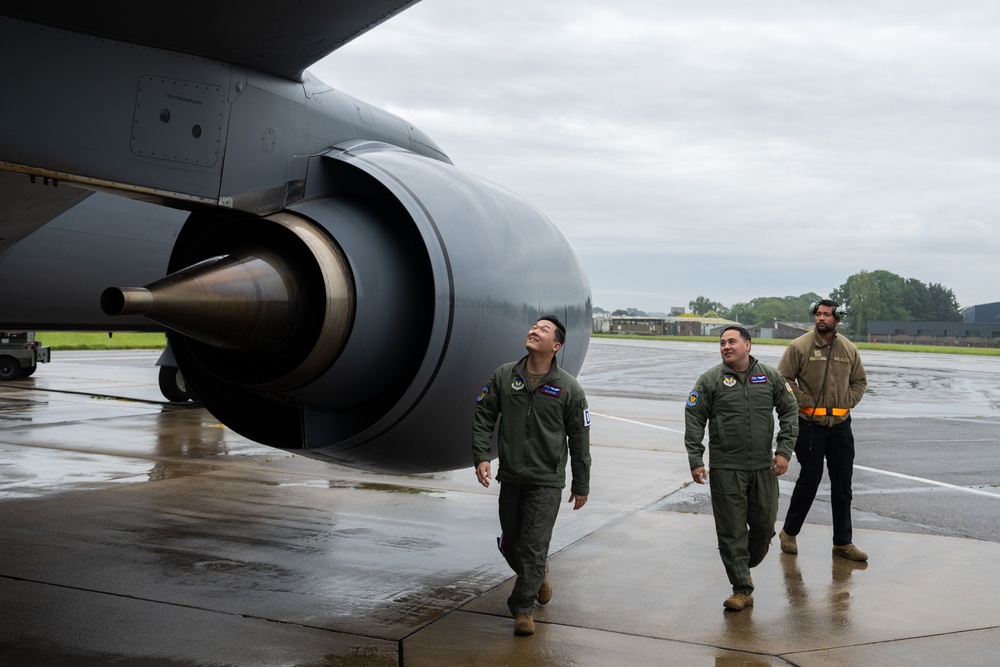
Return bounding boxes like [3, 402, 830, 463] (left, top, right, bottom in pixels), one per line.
[687, 390, 700, 408]
[477, 385, 489, 402]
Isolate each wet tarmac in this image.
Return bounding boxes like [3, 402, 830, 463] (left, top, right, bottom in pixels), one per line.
[1, 341, 998, 665]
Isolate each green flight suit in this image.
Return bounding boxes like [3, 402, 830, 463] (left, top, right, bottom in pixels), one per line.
[684, 355, 798, 594]
[473, 354, 591, 614]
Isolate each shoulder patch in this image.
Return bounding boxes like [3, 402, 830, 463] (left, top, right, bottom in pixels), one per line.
[477, 385, 489, 402]
[785, 382, 793, 393]
[687, 390, 700, 408]
[583, 408, 591, 427]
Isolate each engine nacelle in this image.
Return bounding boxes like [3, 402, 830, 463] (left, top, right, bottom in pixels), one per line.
[108, 143, 591, 473]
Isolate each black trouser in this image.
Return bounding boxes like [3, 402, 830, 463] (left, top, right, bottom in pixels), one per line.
[782, 416, 856, 546]
[498, 483, 561, 615]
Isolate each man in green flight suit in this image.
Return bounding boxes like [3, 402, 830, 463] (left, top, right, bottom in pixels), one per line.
[472, 315, 591, 636]
[685, 325, 798, 611]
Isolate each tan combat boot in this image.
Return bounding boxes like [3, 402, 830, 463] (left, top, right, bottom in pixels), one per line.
[723, 593, 754, 611]
[832, 543, 868, 561]
[536, 561, 552, 605]
[779, 529, 798, 555]
[514, 612, 535, 636]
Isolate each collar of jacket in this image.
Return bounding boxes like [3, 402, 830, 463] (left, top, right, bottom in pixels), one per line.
[811, 330, 838, 348]
[721, 354, 759, 375]
[513, 354, 559, 384]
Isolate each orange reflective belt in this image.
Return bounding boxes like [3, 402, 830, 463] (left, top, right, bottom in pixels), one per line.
[800, 407, 849, 416]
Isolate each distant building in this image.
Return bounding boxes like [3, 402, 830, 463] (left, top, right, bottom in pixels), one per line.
[682, 317, 741, 337]
[603, 316, 669, 335]
[594, 315, 741, 336]
[592, 315, 609, 334]
[963, 301, 1000, 324]
[866, 321, 1000, 348]
[870, 301, 1000, 347]
[752, 321, 813, 340]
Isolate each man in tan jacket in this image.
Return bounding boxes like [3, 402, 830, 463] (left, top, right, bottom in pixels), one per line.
[777, 300, 869, 561]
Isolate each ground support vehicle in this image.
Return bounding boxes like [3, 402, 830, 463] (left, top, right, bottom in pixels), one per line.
[0, 331, 50, 380]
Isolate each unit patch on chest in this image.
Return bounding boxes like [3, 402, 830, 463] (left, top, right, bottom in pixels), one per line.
[723, 375, 737, 387]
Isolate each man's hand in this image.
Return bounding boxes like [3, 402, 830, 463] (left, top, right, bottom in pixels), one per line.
[568, 493, 588, 510]
[475, 461, 492, 488]
[770, 454, 789, 477]
[691, 466, 708, 484]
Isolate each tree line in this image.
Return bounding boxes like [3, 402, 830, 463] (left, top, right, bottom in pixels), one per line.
[597, 270, 964, 339]
[689, 270, 962, 337]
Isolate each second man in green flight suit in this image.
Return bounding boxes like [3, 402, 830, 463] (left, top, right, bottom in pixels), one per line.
[684, 325, 798, 611]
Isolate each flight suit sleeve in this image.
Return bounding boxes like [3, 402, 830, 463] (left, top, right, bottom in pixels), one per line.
[777, 344, 807, 408]
[472, 369, 502, 466]
[684, 376, 711, 470]
[565, 389, 591, 497]
[772, 370, 799, 461]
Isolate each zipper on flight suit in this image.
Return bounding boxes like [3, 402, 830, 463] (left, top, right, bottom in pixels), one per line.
[742, 364, 754, 468]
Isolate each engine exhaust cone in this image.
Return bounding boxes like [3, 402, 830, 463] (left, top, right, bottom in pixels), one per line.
[101, 252, 299, 351]
[101, 213, 355, 392]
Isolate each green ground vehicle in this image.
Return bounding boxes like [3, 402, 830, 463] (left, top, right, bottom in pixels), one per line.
[0, 331, 51, 380]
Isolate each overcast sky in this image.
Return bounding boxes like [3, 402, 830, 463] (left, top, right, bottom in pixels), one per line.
[311, 0, 1000, 314]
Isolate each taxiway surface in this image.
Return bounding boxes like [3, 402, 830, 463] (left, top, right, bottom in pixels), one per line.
[1, 339, 998, 665]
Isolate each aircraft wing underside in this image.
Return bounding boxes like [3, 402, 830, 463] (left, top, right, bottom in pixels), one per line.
[0, 171, 93, 256]
[0, 0, 421, 81]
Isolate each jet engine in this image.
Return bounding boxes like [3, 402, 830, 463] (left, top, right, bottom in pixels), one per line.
[102, 143, 591, 473]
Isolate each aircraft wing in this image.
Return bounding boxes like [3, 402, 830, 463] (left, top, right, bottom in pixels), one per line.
[0, 172, 93, 256]
[0, 0, 421, 81]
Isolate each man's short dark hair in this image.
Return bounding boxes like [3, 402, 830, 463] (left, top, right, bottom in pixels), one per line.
[538, 314, 566, 345]
[721, 325, 751, 343]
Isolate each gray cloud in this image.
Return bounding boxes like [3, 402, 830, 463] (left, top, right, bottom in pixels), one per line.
[312, 0, 1000, 312]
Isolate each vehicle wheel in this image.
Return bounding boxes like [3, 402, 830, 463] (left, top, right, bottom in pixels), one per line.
[158, 365, 196, 402]
[0, 356, 20, 381]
